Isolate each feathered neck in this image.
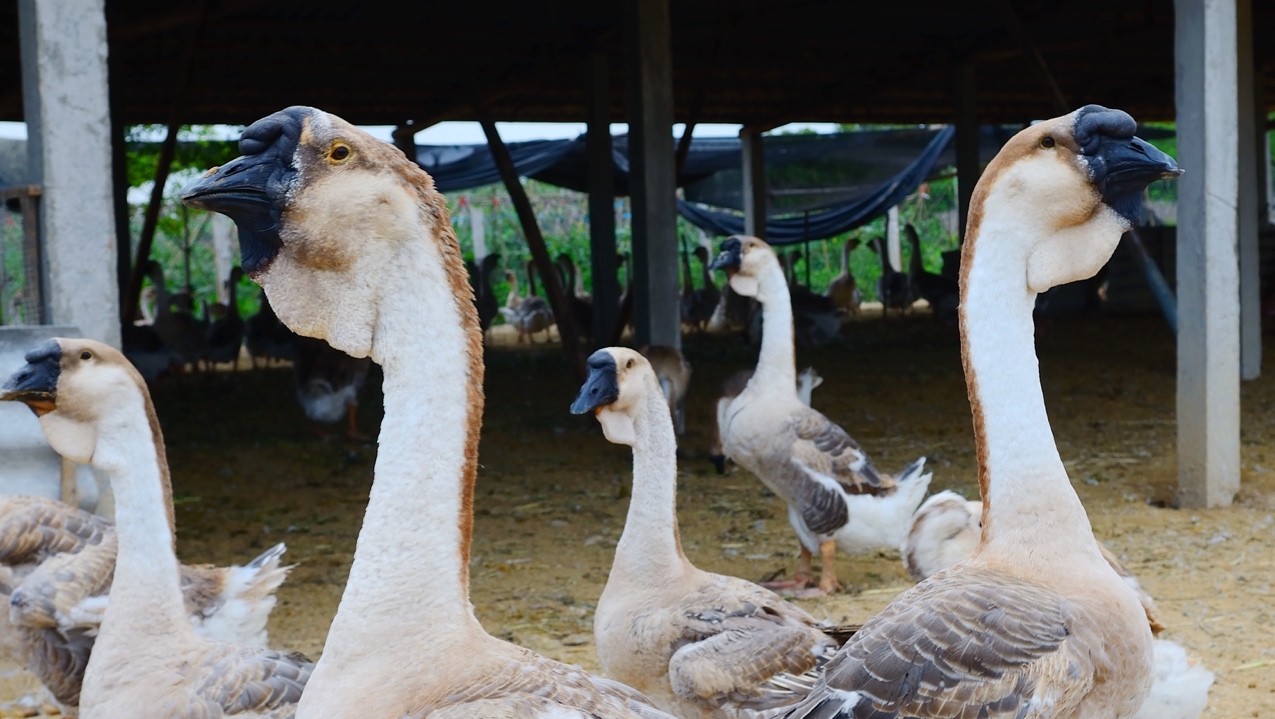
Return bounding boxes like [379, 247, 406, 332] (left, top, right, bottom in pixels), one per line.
[611, 380, 689, 582]
[959, 189, 1105, 570]
[750, 256, 798, 394]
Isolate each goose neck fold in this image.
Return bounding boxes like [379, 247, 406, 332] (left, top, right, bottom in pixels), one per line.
[614, 386, 688, 579]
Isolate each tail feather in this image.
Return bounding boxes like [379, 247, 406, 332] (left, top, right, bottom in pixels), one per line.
[192, 543, 290, 648]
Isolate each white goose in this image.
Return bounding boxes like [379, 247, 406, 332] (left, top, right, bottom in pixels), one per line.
[571, 347, 854, 719]
[785, 105, 1181, 718]
[182, 106, 674, 719]
[709, 235, 931, 595]
[901, 491, 1213, 719]
[0, 339, 311, 718]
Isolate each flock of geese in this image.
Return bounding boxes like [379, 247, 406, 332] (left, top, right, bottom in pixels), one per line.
[0, 104, 1212, 719]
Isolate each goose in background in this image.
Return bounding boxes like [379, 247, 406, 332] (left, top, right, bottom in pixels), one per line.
[557, 252, 594, 343]
[708, 366, 822, 474]
[183, 106, 674, 719]
[293, 336, 372, 441]
[785, 106, 1181, 719]
[204, 266, 247, 371]
[902, 490, 1213, 719]
[1, 339, 311, 718]
[571, 348, 856, 719]
[679, 247, 714, 332]
[825, 238, 861, 317]
[869, 237, 914, 317]
[244, 289, 298, 367]
[467, 253, 502, 334]
[146, 261, 206, 368]
[636, 345, 690, 436]
[710, 236, 930, 596]
[905, 224, 959, 324]
[499, 262, 556, 344]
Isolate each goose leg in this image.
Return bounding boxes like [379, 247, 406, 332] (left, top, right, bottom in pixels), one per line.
[816, 540, 841, 595]
[760, 545, 815, 591]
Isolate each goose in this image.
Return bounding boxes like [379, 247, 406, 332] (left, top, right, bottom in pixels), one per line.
[205, 266, 247, 370]
[708, 367, 821, 475]
[680, 248, 715, 332]
[901, 491, 1213, 719]
[0, 339, 312, 718]
[182, 106, 675, 719]
[499, 263, 556, 344]
[570, 348, 856, 719]
[868, 237, 913, 317]
[146, 261, 206, 367]
[557, 252, 594, 342]
[783, 105, 1181, 719]
[904, 224, 959, 324]
[244, 290, 298, 367]
[467, 253, 502, 334]
[292, 336, 372, 441]
[824, 239, 861, 318]
[709, 235, 931, 595]
[691, 246, 721, 328]
[636, 345, 690, 436]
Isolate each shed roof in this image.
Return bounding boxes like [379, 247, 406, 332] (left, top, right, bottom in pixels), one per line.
[1, 1, 1272, 127]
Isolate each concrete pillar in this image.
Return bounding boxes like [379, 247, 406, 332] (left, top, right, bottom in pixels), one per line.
[955, 62, 979, 244]
[625, 0, 679, 349]
[211, 214, 237, 304]
[18, 0, 120, 348]
[741, 129, 767, 241]
[1237, 0, 1260, 381]
[1175, 0, 1241, 508]
[587, 51, 620, 347]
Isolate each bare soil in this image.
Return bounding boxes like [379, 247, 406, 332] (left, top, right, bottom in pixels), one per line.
[2, 313, 1272, 717]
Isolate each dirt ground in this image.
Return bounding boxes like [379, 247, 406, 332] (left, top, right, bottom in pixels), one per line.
[1, 311, 1272, 717]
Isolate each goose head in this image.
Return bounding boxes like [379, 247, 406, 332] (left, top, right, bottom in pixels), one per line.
[0, 339, 149, 464]
[569, 347, 661, 446]
[969, 104, 1180, 292]
[181, 106, 449, 361]
[708, 235, 779, 299]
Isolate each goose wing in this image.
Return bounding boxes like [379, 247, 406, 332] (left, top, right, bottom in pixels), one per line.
[788, 568, 1095, 719]
[0, 496, 112, 566]
[785, 409, 892, 535]
[10, 533, 116, 633]
[665, 578, 844, 713]
[414, 648, 676, 719]
[186, 644, 312, 719]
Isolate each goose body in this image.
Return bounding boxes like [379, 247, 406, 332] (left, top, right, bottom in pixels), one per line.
[1, 340, 311, 718]
[825, 239, 861, 317]
[786, 106, 1180, 719]
[709, 236, 931, 595]
[293, 336, 371, 438]
[499, 264, 556, 343]
[571, 348, 853, 719]
[869, 238, 914, 317]
[205, 266, 247, 369]
[902, 491, 1213, 719]
[467, 253, 502, 333]
[708, 367, 821, 475]
[182, 107, 674, 719]
[904, 225, 958, 323]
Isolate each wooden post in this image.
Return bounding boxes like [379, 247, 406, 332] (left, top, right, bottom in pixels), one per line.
[741, 129, 766, 241]
[1237, 0, 1260, 381]
[624, 0, 680, 349]
[886, 205, 902, 272]
[481, 119, 585, 380]
[586, 51, 620, 348]
[955, 62, 979, 244]
[1174, 0, 1241, 508]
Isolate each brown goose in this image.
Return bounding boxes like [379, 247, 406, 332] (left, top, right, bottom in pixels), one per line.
[785, 105, 1181, 719]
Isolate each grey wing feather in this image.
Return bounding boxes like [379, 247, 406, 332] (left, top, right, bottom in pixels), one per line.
[789, 410, 893, 497]
[190, 644, 313, 718]
[0, 496, 112, 566]
[788, 569, 1086, 719]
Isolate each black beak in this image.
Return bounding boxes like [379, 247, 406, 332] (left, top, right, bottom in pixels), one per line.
[1, 339, 61, 416]
[570, 351, 619, 415]
[708, 237, 743, 272]
[1074, 105, 1182, 224]
[181, 107, 310, 275]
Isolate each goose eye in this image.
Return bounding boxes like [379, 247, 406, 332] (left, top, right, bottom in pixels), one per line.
[330, 144, 350, 162]
[80, 351, 92, 360]
[626, 359, 634, 369]
[1041, 136, 1056, 149]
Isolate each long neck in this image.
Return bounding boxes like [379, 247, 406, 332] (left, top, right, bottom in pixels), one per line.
[93, 396, 190, 639]
[682, 253, 694, 291]
[228, 274, 240, 319]
[699, 256, 712, 288]
[322, 221, 485, 655]
[840, 241, 850, 274]
[960, 210, 1101, 566]
[909, 233, 923, 274]
[612, 384, 688, 580]
[753, 259, 797, 393]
